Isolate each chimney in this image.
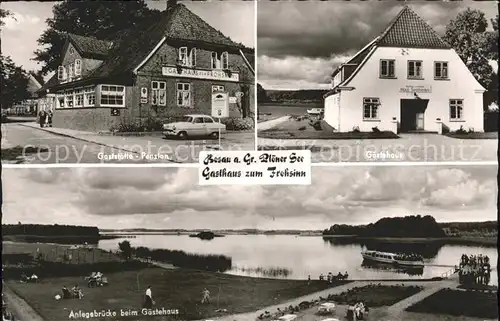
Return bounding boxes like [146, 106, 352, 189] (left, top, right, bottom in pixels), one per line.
[167, 0, 177, 10]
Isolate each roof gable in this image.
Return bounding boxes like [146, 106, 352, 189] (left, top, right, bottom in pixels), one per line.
[377, 6, 450, 49]
[67, 34, 114, 59]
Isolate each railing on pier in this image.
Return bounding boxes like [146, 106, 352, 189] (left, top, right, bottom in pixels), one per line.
[441, 265, 460, 279]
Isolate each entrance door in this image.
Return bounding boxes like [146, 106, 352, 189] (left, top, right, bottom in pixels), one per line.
[416, 113, 424, 130]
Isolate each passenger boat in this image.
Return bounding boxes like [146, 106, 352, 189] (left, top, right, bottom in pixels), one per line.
[361, 250, 424, 267]
[307, 108, 324, 116]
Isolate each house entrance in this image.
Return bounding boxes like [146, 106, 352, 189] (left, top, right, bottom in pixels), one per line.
[400, 99, 429, 132]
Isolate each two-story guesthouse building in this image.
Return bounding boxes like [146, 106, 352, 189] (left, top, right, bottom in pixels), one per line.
[37, 2, 255, 132]
[324, 6, 485, 133]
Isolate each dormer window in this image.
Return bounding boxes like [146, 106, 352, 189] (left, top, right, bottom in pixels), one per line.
[178, 47, 196, 67]
[211, 51, 229, 69]
[68, 63, 75, 79]
[57, 66, 68, 81]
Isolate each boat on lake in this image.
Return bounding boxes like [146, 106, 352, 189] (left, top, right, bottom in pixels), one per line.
[361, 250, 424, 267]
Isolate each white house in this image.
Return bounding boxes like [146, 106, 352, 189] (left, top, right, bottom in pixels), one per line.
[324, 6, 486, 133]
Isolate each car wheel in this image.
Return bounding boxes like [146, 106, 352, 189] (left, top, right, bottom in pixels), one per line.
[177, 131, 188, 139]
[210, 132, 219, 139]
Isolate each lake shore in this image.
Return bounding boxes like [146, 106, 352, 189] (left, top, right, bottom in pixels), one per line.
[321, 235, 498, 247]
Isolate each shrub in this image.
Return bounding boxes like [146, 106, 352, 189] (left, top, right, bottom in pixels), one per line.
[454, 125, 467, 134]
[221, 117, 254, 131]
[372, 126, 381, 133]
[351, 126, 361, 133]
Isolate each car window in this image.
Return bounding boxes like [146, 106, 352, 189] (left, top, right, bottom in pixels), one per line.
[203, 117, 214, 123]
[193, 117, 204, 123]
[181, 116, 193, 122]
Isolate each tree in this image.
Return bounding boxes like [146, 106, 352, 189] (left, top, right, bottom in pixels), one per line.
[444, 9, 498, 109]
[118, 240, 132, 260]
[33, 1, 161, 74]
[257, 83, 269, 103]
[0, 56, 30, 110]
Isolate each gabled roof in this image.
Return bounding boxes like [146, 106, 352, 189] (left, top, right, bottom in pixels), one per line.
[66, 34, 114, 60]
[46, 3, 253, 89]
[377, 6, 450, 49]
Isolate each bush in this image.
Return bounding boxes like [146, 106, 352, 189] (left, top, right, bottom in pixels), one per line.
[372, 126, 380, 133]
[351, 126, 361, 133]
[454, 125, 467, 134]
[221, 117, 254, 131]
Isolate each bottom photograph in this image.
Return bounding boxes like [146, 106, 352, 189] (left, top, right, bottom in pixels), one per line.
[1, 166, 498, 321]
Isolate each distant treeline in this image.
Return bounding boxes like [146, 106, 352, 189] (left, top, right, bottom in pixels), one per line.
[257, 83, 328, 103]
[439, 221, 498, 234]
[133, 246, 232, 272]
[323, 215, 446, 238]
[2, 224, 100, 237]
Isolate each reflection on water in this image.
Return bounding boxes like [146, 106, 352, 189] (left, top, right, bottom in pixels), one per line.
[98, 234, 498, 284]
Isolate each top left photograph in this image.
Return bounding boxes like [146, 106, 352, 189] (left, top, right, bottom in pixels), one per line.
[1, 0, 256, 165]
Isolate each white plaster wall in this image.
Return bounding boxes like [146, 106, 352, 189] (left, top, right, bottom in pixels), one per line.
[334, 46, 485, 132]
[324, 93, 340, 131]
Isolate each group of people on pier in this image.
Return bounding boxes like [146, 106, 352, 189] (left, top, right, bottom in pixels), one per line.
[458, 254, 491, 286]
[317, 271, 349, 282]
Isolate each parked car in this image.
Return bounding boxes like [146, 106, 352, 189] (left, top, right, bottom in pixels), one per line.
[163, 114, 226, 139]
[318, 302, 336, 314]
[321, 319, 340, 321]
[307, 108, 324, 116]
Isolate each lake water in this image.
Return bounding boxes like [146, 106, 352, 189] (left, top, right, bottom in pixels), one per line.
[98, 235, 498, 285]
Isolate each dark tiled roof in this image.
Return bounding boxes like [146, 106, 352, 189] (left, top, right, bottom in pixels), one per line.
[377, 6, 450, 49]
[37, 73, 58, 94]
[166, 4, 245, 48]
[67, 34, 114, 59]
[46, 4, 252, 88]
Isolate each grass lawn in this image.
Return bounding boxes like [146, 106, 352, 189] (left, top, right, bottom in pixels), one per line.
[406, 289, 498, 319]
[327, 284, 422, 307]
[6, 268, 344, 321]
[1, 146, 48, 162]
[445, 132, 498, 139]
[259, 118, 398, 140]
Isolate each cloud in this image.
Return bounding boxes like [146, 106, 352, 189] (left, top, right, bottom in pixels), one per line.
[2, 12, 41, 30]
[257, 1, 499, 89]
[2, 166, 495, 230]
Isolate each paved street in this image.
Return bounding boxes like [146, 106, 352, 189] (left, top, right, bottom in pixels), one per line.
[258, 133, 498, 163]
[1, 123, 254, 164]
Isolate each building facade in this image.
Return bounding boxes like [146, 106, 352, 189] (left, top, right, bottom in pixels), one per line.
[37, 3, 255, 132]
[324, 6, 485, 133]
[10, 74, 42, 115]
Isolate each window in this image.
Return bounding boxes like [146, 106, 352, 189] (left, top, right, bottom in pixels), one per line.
[177, 83, 191, 107]
[203, 117, 214, 123]
[151, 81, 166, 106]
[408, 60, 423, 79]
[74, 59, 82, 76]
[193, 117, 203, 123]
[380, 59, 395, 78]
[84, 86, 96, 106]
[57, 66, 65, 81]
[68, 63, 74, 79]
[212, 85, 225, 92]
[363, 97, 379, 120]
[100, 85, 125, 107]
[65, 90, 74, 108]
[74, 88, 84, 107]
[58, 96, 65, 108]
[435, 61, 448, 79]
[211, 51, 229, 69]
[69, 47, 75, 55]
[450, 99, 463, 121]
[178, 47, 196, 67]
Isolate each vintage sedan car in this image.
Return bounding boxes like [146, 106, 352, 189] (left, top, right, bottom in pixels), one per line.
[275, 314, 298, 321]
[163, 114, 226, 139]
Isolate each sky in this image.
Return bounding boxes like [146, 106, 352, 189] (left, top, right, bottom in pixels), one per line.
[2, 166, 497, 230]
[0, 1, 255, 80]
[258, 1, 499, 90]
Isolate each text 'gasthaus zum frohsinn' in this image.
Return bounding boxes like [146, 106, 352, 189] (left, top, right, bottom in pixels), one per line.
[198, 151, 311, 185]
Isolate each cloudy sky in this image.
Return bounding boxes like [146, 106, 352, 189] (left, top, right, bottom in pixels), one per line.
[258, 1, 498, 90]
[0, 1, 254, 79]
[2, 166, 496, 230]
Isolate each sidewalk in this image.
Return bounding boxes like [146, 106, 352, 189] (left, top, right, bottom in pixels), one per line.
[19, 122, 254, 163]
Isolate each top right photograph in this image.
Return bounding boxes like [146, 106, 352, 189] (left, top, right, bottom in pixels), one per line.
[257, 1, 498, 163]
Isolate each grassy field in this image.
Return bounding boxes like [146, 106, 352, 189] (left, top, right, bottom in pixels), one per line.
[327, 284, 422, 307]
[6, 268, 341, 320]
[406, 288, 498, 319]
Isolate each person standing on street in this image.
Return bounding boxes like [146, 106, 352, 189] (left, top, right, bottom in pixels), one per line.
[39, 109, 46, 128]
[47, 109, 53, 127]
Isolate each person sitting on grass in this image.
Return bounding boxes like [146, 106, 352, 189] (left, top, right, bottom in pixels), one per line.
[72, 284, 83, 299]
[62, 286, 72, 299]
[201, 288, 211, 304]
